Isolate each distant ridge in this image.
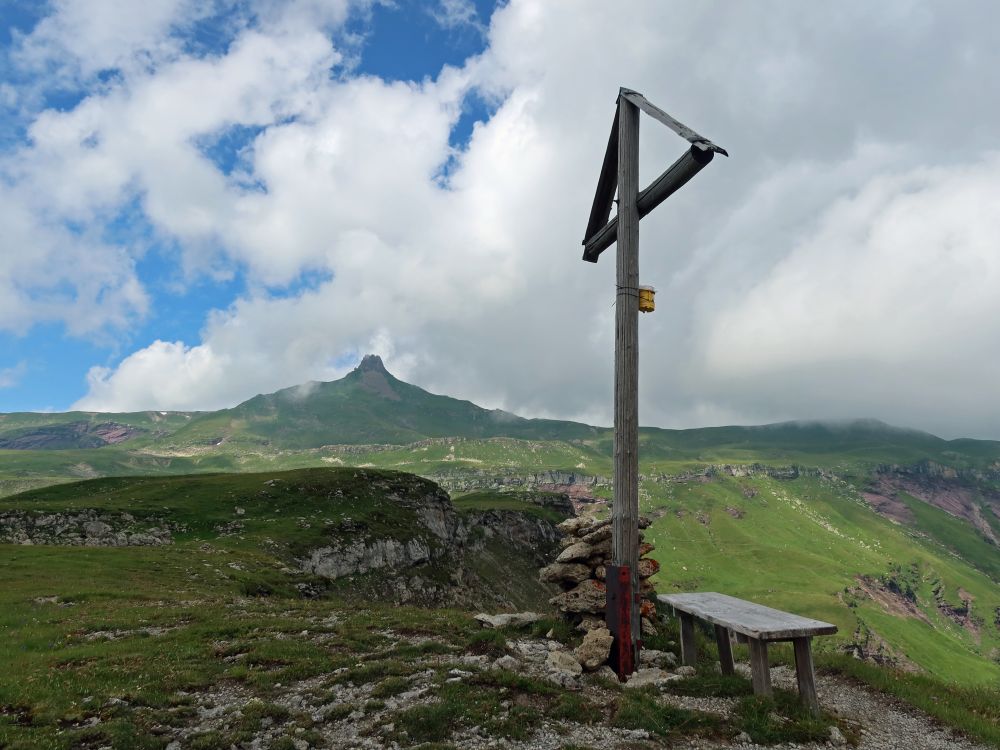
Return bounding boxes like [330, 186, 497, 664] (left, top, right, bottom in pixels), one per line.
[2, 356, 1000, 457]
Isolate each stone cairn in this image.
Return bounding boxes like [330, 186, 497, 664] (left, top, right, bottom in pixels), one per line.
[538, 514, 660, 671]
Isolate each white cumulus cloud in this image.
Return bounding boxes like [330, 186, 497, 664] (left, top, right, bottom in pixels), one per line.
[3, 0, 999, 438]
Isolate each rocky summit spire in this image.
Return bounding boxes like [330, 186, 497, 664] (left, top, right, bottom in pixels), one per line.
[353, 354, 399, 400]
[356, 354, 388, 374]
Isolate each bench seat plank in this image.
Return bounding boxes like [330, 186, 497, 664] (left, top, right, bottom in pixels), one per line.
[658, 592, 837, 640]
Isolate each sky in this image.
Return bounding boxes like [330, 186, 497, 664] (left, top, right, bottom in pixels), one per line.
[1, 0, 999, 439]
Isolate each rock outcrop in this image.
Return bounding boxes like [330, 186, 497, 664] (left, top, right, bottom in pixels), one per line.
[298, 486, 569, 609]
[0, 510, 176, 546]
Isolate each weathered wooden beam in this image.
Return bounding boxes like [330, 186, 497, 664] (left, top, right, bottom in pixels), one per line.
[583, 104, 619, 245]
[679, 613, 698, 666]
[748, 638, 772, 696]
[612, 95, 641, 670]
[657, 592, 839, 640]
[793, 637, 820, 717]
[582, 145, 715, 262]
[715, 624, 735, 675]
[619, 88, 728, 156]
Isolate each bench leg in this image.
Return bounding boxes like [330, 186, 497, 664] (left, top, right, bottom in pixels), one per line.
[793, 637, 820, 717]
[679, 612, 698, 666]
[714, 625, 735, 675]
[748, 638, 772, 696]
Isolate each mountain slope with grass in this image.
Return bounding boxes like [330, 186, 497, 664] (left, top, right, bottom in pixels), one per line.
[2, 358, 1000, 691]
[160, 354, 601, 449]
[0, 468, 997, 750]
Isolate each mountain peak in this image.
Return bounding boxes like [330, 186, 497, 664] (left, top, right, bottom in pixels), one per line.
[352, 354, 400, 401]
[356, 354, 388, 374]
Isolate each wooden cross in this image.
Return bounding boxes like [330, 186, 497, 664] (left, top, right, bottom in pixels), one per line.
[582, 88, 726, 677]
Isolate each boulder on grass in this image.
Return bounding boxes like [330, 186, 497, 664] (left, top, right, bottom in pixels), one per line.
[474, 612, 543, 629]
[624, 667, 676, 689]
[575, 626, 613, 671]
[546, 649, 583, 676]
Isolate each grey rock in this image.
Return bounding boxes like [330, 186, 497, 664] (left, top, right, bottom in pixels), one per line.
[624, 667, 672, 689]
[546, 650, 583, 675]
[555, 541, 593, 563]
[538, 562, 591, 584]
[474, 611, 543, 629]
[576, 616, 606, 633]
[639, 648, 676, 668]
[494, 655, 518, 670]
[84, 520, 113, 538]
[549, 580, 606, 614]
[545, 669, 581, 690]
[575, 626, 613, 671]
[580, 524, 613, 545]
[303, 537, 432, 579]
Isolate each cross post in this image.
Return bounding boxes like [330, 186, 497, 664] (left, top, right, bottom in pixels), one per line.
[581, 87, 726, 678]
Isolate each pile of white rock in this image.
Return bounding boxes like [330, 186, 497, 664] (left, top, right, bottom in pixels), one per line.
[537, 514, 661, 672]
[474, 617, 682, 689]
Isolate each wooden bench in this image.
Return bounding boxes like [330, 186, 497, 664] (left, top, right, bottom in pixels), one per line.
[658, 592, 837, 716]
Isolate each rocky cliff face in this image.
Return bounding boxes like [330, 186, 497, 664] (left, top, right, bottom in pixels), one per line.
[0, 509, 176, 546]
[298, 488, 569, 609]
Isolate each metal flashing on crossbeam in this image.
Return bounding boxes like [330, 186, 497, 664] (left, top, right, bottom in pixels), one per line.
[618, 88, 728, 157]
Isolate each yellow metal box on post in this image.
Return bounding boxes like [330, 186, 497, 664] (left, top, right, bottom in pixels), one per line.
[638, 285, 655, 312]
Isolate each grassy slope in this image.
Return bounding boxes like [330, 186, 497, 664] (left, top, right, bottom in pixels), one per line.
[642, 473, 1000, 684]
[0, 470, 997, 749]
[2, 368, 1000, 689]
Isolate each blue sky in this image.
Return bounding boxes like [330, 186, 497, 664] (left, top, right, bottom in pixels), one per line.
[2, 1, 1000, 438]
[0, 0, 500, 413]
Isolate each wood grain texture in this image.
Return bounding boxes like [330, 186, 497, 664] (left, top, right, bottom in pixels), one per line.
[715, 624, 735, 675]
[583, 104, 619, 247]
[679, 612, 698, 666]
[748, 638, 772, 695]
[612, 96, 641, 653]
[618, 88, 728, 156]
[658, 592, 838, 641]
[794, 637, 820, 717]
[582, 146, 713, 262]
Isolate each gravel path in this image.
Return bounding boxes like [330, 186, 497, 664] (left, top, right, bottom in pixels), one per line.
[685, 664, 993, 750]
